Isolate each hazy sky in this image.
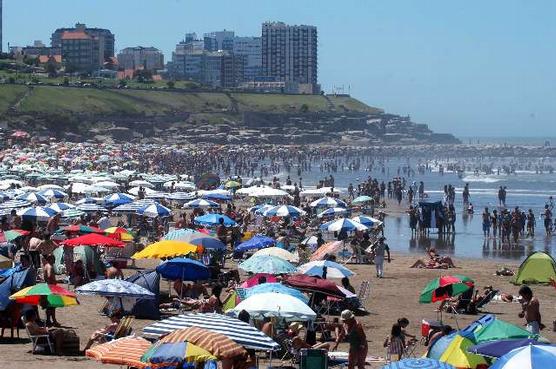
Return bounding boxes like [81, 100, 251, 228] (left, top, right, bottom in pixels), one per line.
[3, 0, 555, 137]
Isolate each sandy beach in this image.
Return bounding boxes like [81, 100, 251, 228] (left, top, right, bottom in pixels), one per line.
[2, 252, 555, 369]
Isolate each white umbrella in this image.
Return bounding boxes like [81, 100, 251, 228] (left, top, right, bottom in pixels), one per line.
[129, 180, 155, 188]
[128, 186, 156, 196]
[94, 181, 120, 190]
[297, 260, 355, 278]
[232, 292, 316, 321]
[252, 247, 299, 263]
[37, 184, 65, 191]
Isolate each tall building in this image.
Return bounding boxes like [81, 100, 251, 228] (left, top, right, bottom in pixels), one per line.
[60, 28, 105, 73]
[203, 30, 235, 52]
[117, 47, 164, 71]
[233, 36, 262, 81]
[52, 23, 114, 60]
[0, 0, 3, 53]
[261, 21, 318, 91]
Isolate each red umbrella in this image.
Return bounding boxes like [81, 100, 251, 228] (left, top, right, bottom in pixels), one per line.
[60, 225, 104, 234]
[284, 274, 345, 298]
[61, 233, 125, 248]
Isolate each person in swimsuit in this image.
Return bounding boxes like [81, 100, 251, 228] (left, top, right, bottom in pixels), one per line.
[333, 310, 367, 369]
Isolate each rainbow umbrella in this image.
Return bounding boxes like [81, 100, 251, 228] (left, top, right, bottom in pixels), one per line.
[0, 229, 30, 243]
[10, 283, 78, 307]
[419, 275, 474, 303]
[105, 227, 134, 242]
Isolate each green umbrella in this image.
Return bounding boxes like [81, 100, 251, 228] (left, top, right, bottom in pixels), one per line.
[352, 195, 373, 204]
[419, 274, 474, 303]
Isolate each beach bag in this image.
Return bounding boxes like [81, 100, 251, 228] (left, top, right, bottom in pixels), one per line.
[59, 329, 80, 356]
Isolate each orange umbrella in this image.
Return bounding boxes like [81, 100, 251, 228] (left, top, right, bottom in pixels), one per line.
[86, 336, 151, 368]
[310, 241, 343, 261]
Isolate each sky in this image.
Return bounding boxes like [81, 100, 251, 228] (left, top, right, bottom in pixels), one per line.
[2, 0, 555, 137]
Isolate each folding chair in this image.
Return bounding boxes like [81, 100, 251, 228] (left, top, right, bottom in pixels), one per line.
[102, 315, 134, 341]
[22, 316, 54, 354]
[357, 280, 371, 309]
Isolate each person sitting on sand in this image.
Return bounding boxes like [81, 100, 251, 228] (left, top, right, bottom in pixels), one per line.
[24, 309, 66, 355]
[410, 248, 456, 269]
[289, 322, 331, 351]
[83, 311, 122, 350]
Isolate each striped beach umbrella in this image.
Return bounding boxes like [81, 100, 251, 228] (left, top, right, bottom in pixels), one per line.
[47, 202, 75, 213]
[310, 197, 347, 208]
[352, 215, 383, 228]
[166, 192, 196, 201]
[137, 203, 172, 218]
[317, 207, 349, 218]
[262, 205, 306, 218]
[104, 192, 135, 206]
[10, 283, 78, 308]
[86, 336, 152, 368]
[38, 189, 67, 199]
[319, 218, 368, 232]
[17, 206, 57, 221]
[298, 260, 355, 278]
[16, 192, 48, 204]
[76, 279, 156, 299]
[184, 199, 220, 209]
[77, 203, 108, 213]
[488, 345, 556, 369]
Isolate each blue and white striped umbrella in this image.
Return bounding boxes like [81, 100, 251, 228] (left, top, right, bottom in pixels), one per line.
[262, 205, 306, 218]
[248, 204, 274, 215]
[112, 199, 155, 213]
[310, 197, 347, 208]
[76, 203, 108, 212]
[298, 260, 355, 278]
[320, 218, 368, 232]
[17, 206, 58, 220]
[145, 192, 170, 200]
[75, 197, 99, 205]
[489, 344, 556, 369]
[62, 209, 85, 219]
[164, 228, 199, 241]
[38, 189, 67, 199]
[317, 207, 349, 218]
[47, 202, 75, 213]
[142, 313, 280, 351]
[166, 192, 196, 201]
[184, 199, 220, 209]
[0, 199, 31, 209]
[352, 215, 383, 228]
[104, 193, 135, 206]
[16, 192, 48, 204]
[137, 202, 172, 218]
[76, 279, 156, 299]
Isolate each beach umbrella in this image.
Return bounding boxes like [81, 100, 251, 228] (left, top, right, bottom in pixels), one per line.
[262, 205, 306, 218]
[47, 202, 75, 213]
[224, 180, 242, 189]
[77, 203, 108, 212]
[310, 197, 347, 208]
[283, 274, 345, 298]
[252, 247, 299, 262]
[76, 279, 156, 299]
[10, 283, 78, 308]
[298, 260, 355, 278]
[0, 229, 30, 242]
[320, 218, 368, 232]
[301, 235, 319, 248]
[75, 197, 99, 205]
[37, 184, 65, 191]
[166, 192, 196, 201]
[16, 192, 48, 204]
[38, 189, 67, 199]
[201, 192, 232, 201]
[240, 273, 279, 288]
[104, 227, 134, 242]
[86, 336, 152, 368]
[164, 181, 196, 191]
[419, 275, 474, 303]
[352, 195, 373, 204]
[93, 181, 120, 190]
[164, 228, 202, 241]
[310, 241, 344, 261]
[232, 292, 316, 321]
[248, 204, 274, 214]
[184, 199, 220, 209]
[189, 236, 226, 250]
[0, 199, 31, 209]
[62, 209, 85, 219]
[137, 202, 172, 218]
[142, 312, 280, 351]
[352, 215, 383, 228]
[488, 345, 556, 369]
[156, 258, 210, 281]
[240, 255, 297, 275]
[143, 327, 245, 367]
[194, 213, 237, 227]
[128, 186, 156, 196]
[317, 207, 349, 218]
[61, 233, 125, 248]
[129, 180, 155, 188]
[113, 199, 155, 213]
[145, 192, 170, 200]
[464, 315, 535, 344]
[132, 240, 203, 259]
[17, 206, 57, 221]
[59, 224, 104, 234]
[244, 283, 309, 303]
[468, 339, 553, 358]
[104, 192, 135, 206]
[235, 235, 276, 252]
[382, 358, 455, 369]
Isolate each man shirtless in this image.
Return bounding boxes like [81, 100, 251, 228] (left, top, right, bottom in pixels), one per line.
[518, 286, 542, 335]
[43, 255, 60, 326]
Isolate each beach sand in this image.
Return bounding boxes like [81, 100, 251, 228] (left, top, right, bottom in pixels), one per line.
[2, 254, 555, 369]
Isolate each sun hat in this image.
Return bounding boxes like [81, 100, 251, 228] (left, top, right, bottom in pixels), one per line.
[341, 309, 354, 321]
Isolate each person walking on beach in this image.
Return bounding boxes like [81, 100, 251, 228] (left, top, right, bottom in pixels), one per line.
[482, 208, 491, 238]
[526, 209, 536, 237]
[542, 204, 552, 236]
[518, 286, 543, 335]
[371, 236, 391, 278]
[333, 310, 367, 369]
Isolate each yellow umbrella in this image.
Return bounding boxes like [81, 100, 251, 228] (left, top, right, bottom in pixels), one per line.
[104, 227, 134, 242]
[132, 240, 203, 259]
[439, 334, 487, 368]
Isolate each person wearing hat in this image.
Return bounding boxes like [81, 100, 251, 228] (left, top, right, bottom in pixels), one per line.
[371, 236, 391, 278]
[333, 310, 367, 369]
[288, 322, 331, 351]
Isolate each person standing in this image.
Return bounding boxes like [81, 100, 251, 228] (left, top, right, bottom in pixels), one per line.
[333, 310, 367, 369]
[372, 237, 391, 278]
[518, 286, 543, 335]
[482, 208, 491, 238]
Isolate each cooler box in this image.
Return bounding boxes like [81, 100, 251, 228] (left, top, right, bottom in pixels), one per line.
[300, 349, 328, 369]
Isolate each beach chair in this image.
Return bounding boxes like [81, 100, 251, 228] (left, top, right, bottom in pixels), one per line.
[102, 315, 134, 341]
[357, 280, 371, 309]
[475, 289, 499, 312]
[22, 316, 54, 354]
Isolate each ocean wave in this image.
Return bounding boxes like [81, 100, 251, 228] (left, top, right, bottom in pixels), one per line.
[461, 176, 503, 183]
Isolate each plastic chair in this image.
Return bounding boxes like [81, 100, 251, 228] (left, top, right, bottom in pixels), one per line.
[22, 316, 54, 354]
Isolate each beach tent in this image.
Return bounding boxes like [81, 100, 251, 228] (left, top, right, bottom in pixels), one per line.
[512, 251, 556, 284]
[438, 334, 488, 369]
[53, 246, 106, 276]
[104, 269, 160, 319]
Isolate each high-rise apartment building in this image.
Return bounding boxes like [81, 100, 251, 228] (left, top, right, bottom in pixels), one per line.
[261, 22, 318, 90]
[0, 0, 3, 53]
[203, 30, 235, 52]
[52, 23, 114, 60]
[117, 47, 164, 71]
[233, 36, 262, 81]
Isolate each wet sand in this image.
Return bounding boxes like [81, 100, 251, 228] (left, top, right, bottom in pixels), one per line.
[3, 254, 556, 369]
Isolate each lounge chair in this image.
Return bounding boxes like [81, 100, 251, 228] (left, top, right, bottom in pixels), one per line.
[22, 316, 53, 354]
[102, 315, 134, 341]
[357, 280, 371, 310]
[475, 289, 499, 311]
